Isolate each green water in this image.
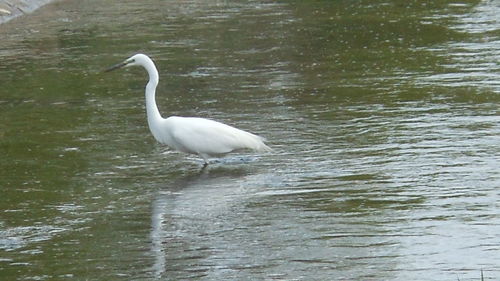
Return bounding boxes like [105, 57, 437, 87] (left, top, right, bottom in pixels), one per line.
[1, 0, 499, 280]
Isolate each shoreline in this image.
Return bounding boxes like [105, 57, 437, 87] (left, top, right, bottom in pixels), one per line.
[0, 0, 57, 25]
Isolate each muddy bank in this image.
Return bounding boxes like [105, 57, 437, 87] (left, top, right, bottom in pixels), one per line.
[0, 0, 57, 24]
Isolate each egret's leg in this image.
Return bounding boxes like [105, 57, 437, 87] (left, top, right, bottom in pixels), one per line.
[199, 153, 210, 166]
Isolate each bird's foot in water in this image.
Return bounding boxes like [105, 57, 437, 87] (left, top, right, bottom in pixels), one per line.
[201, 157, 255, 167]
[202, 159, 221, 167]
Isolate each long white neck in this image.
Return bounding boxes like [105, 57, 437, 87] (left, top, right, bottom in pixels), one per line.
[142, 58, 163, 130]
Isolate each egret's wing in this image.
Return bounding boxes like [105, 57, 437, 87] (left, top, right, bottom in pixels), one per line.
[167, 117, 269, 156]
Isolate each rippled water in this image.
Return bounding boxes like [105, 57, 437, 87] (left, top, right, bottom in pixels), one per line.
[1, 0, 499, 280]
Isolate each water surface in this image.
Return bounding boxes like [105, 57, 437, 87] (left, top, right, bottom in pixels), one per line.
[1, 0, 499, 280]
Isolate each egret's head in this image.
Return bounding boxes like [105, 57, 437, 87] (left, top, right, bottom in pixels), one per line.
[104, 53, 151, 72]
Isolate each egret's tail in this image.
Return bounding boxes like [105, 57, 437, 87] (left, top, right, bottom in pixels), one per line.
[254, 137, 272, 153]
[241, 133, 272, 153]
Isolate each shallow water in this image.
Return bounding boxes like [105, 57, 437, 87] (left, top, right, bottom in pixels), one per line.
[1, 0, 499, 280]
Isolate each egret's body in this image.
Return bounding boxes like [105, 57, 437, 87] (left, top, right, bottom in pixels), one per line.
[106, 54, 270, 165]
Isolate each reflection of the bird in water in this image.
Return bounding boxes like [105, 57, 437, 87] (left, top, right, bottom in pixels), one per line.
[149, 168, 260, 279]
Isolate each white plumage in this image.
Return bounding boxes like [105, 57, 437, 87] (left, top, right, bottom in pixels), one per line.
[106, 53, 271, 165]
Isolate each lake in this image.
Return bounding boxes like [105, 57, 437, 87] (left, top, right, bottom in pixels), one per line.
[0, 0, 499, 280]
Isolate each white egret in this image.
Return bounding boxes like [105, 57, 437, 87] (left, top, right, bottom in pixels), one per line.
[105, 54, 271, 165]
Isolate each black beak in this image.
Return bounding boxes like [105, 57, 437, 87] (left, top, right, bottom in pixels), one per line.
[104, 61, 128, 72]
